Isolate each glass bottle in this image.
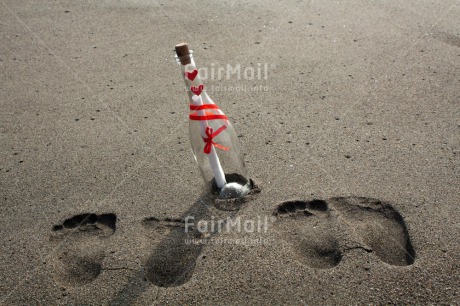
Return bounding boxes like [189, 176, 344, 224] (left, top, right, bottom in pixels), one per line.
[175, 43, 251, 198]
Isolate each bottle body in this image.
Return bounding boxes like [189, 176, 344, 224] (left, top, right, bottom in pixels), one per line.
[188, 93, 248, 187]
[177, 50, 250, 197]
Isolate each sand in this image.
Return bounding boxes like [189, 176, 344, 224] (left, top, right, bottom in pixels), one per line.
[1, 0, 459, 304]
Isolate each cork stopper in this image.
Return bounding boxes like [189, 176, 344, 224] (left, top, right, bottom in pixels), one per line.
[175, 43, 191, 65]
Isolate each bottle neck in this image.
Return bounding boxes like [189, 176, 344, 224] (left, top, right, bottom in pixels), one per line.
[177, 53, 209, 102]
[179, 56, 197, 75]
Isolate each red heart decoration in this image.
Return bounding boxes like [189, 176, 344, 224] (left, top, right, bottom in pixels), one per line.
[191, 84, 204, 96]
[185, 70, 198, 81]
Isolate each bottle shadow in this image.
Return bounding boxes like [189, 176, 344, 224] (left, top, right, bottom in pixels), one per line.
[108, 193, 241, 305]
[144, 195, 211, 287]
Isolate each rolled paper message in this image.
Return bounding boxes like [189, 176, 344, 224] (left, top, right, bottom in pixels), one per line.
[191, 95, 227, 188]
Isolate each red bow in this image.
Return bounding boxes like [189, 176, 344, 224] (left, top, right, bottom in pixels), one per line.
[203, 126, 229, 154]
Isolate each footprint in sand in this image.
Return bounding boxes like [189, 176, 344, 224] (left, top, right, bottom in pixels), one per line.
[141, 217, 203, 287]
[273, 199, 343, 269]
[330, 196, 416, 266]
[49, 213, 117, 286]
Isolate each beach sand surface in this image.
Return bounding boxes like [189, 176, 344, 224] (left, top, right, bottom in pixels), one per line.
[1, 0, 459, 304]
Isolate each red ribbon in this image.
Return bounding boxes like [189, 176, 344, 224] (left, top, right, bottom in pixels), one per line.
[189, 104, 220, 111]
[190, 114, 228, 121]
[189, 104, 228, 121]
[203, 126, 229, 154]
